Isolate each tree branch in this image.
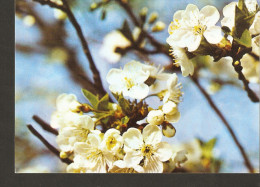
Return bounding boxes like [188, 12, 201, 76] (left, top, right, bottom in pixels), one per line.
[61, 0, 106, 96]
[32, 0, 66, 11]
[190, 75, 254, 173]
[232, 59, 259, 102]
[27, 124, 72, 164]
[32, 115, 58, 135]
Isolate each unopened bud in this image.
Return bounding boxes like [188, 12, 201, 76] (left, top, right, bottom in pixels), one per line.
[162, 101, 177, 115]
[147, 110, 164, 125]
[140, 7, 148, 17]
[148, 12, 158, 24]
[152, 21, 166, 32]
[60, 151, 68, 159]
[90, 2, 98, 11]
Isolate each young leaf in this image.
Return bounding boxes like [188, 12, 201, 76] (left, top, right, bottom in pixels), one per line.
[82, 89, 99, 109]
[234, 29, 252, 48]
[97, 93, 109, 111]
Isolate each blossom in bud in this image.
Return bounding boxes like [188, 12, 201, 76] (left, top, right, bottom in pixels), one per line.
[162, 101, 178, 115]
[152, 21, 166, 32]
[147, 110, 164, 125]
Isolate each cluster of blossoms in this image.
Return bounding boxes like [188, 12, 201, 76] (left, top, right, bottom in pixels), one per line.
[51, 60, 187, 173]
[166, 1, 260, 82]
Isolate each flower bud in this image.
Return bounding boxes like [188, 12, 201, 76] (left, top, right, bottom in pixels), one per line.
[148, 12, 158, 24]
[162, 101, 177, 115]
[147, 110, 164, 125]
[60, 151, 68, 159]
[152, 21, 166, 32]
[162, 123, 176, 138]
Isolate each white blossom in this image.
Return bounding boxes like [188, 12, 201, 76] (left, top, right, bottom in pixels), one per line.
[163, 74, 183, 104]
[70, 131, 115, 173]
[122, 124, 172, 173]
[170, 46, 194, 77]
[56, 114, 95, 153]
[106, 60, 150, 99]
[99, 30, 131, 63]
[147, 110, 164, 125]
[167, 4, 222, 52]
[100, 129, 123, 153]
[50, 93, 82, 128]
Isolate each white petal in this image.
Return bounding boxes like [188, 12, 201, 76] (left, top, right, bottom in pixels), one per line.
[165, 111, 181, 123]
[143, 124, 162, 145]
[123, 128, 143, 149]
[183, 4, 200, 26]
[127, 83, 149, 100]
[200, 5, 220, 26]
[57, 93, 77, 112]
[106, 69, 123, 85]
[78, 115, 94, 130]
[186, 34, 201, 52]
[124, 150, 143, 166]
[154, 142, 172, 162]
[88, 133, 102, 147]
[204, 26, 223, 44]
[180, 59, 194, 77]
[173, 10, 184, 21]
[143, 156, 163, 173]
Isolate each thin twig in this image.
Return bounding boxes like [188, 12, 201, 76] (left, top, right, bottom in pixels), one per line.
[190, 76, 254, 173]
[32, 115, 58, 135]
[232, 60, 259, 102]
[27, 124, 72, 164]
[32, 0, 66, 11]
[61, 0, 106, 96]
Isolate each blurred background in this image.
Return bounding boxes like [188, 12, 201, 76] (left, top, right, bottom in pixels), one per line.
[15, 0, 259, 173]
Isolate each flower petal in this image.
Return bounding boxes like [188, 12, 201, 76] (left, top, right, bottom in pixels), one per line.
[124, 150, 143, 166]
[200, 5, 220, 26]
[204, 26, 222, 44]
[143, 124, 162, 145]
[127, 83, 149, 100]
[106, 69, 123, 85]
[143, 156, 163, 173]
[154, 142, 172, 162]
[123, 128, 143, 149]
[165, 110, 181, 123]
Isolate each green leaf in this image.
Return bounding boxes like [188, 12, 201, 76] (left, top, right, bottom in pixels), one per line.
[97, 93, 109, 111]
[234, 29, 252, 48]
[82, 89, 99, 109]
[118, 20, 134, 42]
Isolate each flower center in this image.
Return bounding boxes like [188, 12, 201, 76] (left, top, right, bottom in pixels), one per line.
[86, 149, 102, 160]
[75, 128, 90, 142]
[141, 144, 154, 157]
[193, 25, 206, 35]
[106, 136, 117, 150]
[124, 77, 135, 90]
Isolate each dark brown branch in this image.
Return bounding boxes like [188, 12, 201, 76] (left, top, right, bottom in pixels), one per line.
[61, 0, 106, 96]
[115, 0, 169, 55]
[32, 0, 66, 11]
[32, 115, 58, 135]
[190, 76, 254, 173]
[17, 1, 104, 96]
[232, 60, 259, 102]
[27, 124, 72, 164]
